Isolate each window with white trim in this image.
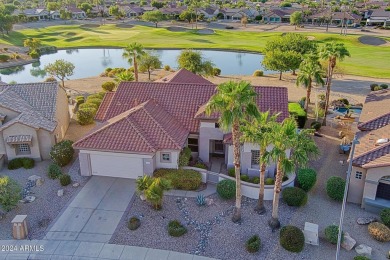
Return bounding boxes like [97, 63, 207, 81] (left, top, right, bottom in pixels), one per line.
[251, 150, 260, 165]
[17, 143, 31, 155]
[161, 153, 171, 163]
[355, 171, 363, 180]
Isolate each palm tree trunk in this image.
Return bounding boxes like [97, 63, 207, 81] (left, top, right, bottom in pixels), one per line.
[305, 77, 312, 111]
[231, 120, 242, 223]
[322, 60, 333, 126]
[279, 71, 282, 80]
[134, 54, 138, 82]
[269, 160, 282, 229]
[255, 160, 266, 214]
[148, 70, 151, 80]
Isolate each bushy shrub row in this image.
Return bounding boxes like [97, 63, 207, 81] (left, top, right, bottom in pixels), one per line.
[76, 92, 105, 125]
[370, 83, 388, 91]
[288, 103, 307, 128]
[8, 158, 35, 170]
[178, 147, 192, 167]
[154, 168, 202, 190]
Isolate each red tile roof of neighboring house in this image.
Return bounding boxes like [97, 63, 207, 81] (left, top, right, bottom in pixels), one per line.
[95, 92, 115, 121]
[74, 99, 189, 153]
[155, 68, 213, 84]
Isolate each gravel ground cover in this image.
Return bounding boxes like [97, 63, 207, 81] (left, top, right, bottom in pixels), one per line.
[111, 127, 388, 260]
[0, 159, 88, 240]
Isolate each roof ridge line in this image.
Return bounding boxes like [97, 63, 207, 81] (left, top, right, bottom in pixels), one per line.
[123, 112, 157, 152]
[353, 141, 390, 164]
[358, 112, 390, 130]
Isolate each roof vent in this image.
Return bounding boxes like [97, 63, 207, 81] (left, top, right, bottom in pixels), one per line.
[376, 138, 389, 145]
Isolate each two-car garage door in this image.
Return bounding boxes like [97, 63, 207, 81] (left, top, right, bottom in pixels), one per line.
[90, 153, 145, 179]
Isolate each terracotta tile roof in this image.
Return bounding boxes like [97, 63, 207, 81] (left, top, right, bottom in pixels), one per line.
[74, 99, 189, 153]
[359, 89, 390, 124]
[95, 92, 115, 121]
[155, 68, 213, 85]
[358, 113, 390, 131]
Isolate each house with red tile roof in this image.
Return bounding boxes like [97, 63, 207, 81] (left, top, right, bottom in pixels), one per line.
[347, 89, 390, 213]
[73, 70, 288, 179]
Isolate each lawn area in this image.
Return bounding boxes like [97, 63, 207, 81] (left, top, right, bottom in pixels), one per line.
[1, 24, 390, 78]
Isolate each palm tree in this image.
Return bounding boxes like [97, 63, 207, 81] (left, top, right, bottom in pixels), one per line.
[114, 71, 134, 84]
[122, 42, 145, 82]
[241, 111, 279, 214]
[296, 53, 325, 110]
[319, 42, 350, 125]
[143, 177, 172, 210]
[205, 81, 260, 223]
[263, 118, 319, 229]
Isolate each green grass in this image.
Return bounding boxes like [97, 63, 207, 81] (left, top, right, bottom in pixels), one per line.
[288, 103, 306, 117]
[1, 24, 390, 78]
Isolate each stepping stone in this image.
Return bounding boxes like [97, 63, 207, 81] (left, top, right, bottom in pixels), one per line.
[57, 189, 64, 197]
[357, 217, 377, 225]
[355, 244, 372, 257]
[24, 196, 36, 203]
[28, 175, 44, 186]
[341, 232, 356, 251]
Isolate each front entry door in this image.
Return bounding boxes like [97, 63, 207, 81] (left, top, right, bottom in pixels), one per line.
[214, 140, 224, 154]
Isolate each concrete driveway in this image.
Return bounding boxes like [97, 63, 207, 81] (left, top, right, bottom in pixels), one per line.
[45, 176, 135, 243]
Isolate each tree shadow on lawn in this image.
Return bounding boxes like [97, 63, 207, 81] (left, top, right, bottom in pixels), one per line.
[79, 27, 110, 34]
[190, 39, 213, 44]
[65, 36, 84, 42]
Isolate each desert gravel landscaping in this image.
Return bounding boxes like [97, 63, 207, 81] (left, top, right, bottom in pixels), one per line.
[111, 127, 388, 260]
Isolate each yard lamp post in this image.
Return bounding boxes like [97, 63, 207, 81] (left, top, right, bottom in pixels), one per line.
[335, 135, 360, 260]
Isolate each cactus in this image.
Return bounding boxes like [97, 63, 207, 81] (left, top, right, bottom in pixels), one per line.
[196, 194, 206, 206]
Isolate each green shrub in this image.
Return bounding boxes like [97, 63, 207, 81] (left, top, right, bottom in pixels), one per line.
[105, 67, 112, 72]
[102, 81, 115, 92]
[154, 168, 202, 190]
[168, 220, 187, 237]
[193, 162, 207, 169]
[44, 77, 57, 82]
[240, 174, 250, 182]
[178, 147, 192, 167]
[77, 108, 96, 125]
[252, 177, 260, 184]
[265, 178, 275, 185]
[48, 163, 62, 179]
[338, 98, 349, 105]
[7, 158, 23, 170]
[86, 97, 102, 108]
[59, 174, 71, 186]
[380, 84, 388, 89]
[50, 140, 74, 167]
[374, 86, 382, 91]
[128, 217, 141, 230]
[297, 168, 317, 192]
[368, 222, 390, 242]
[246, 235, 261, 253]
[311, 121, 322, 131]
[370, 83, 379, 91]
[282, 175, 288, 182]
[0, 176, 22, 212]
[228, 168, 235, 177]
[75, 96, 85, 105]
[29, 50, 40, 59]
[288, 103, 307, 128]
[21, 158, 34, 169]
[354, 256, 371, 260]
[380, 208, 390, 228]
[213, 67, 221, 76]
[253, 70, 264, 77]
[282, 187, 308, 207]
[217, 179, 236, 199]
[79, 102, 98, 111]
[0, 54, 10, 62]
[326, 176, 345, 201]
[325, 224, 343, 244]
[164, 65, 171, 71]
[280, 225, 305, 253]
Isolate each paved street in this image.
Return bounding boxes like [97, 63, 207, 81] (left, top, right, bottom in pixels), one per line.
[45, 176, 135, 243]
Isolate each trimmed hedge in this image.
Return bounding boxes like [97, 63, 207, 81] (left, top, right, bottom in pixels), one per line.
[154, 168, 202, 190]
[8, 158, 35, 170]
[246, 235, 261, 253]
[280, 225, 305, 253]
[240, 174, 250, 182]
[368, 222, 390, 242]
[128, 217, 141, 230]
[168, 220, 187, 237]
[59, 174, 72, 186]
[216, 179, 236, 199]
[380, 208, 390, 228]
[325, 224, 343, 244]
[102, 81, 115, 92]
[48, 163, 62, 179]
[282, 187, 308, 207]
[326, 176, 345, 201]
[265, 178, 275, 185]
[297, 168, 317, 192]
[76, 107, 96, 125]
[228, 168, 235, 177]
[50, 140, 74, 167]
[288, 103, 307, 128]
[252, 177, 260, 184]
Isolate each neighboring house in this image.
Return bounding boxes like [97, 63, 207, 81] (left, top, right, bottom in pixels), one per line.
[66, 6, 86, 19]
[308, 11, 362, 25]
[0, 82, 70, 162]
[348, 89, 390, 213]
[367, 9, 390, 25]
[13, 8, 50, 20]
[73, 70, 289, 179]
[263, 8, 296, 23]
[199, 7, 220, 19]
[50, 11, 60, 20]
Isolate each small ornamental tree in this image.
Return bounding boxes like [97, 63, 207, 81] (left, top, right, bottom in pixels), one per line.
[50, 140, 74, 167]
[142, 10, 164, 28]
[0, 176, 22, 212]
[44, 59, 75, 88]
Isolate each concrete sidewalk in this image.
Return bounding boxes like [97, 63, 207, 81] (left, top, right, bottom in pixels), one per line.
[45, 176, 135, 243]
[0, 240, 217, 260]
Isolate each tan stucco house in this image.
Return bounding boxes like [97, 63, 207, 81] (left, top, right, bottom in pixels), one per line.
[74, 69, 289, 179]
[0, 82, 70, 162]
[347, 89, 390, 213]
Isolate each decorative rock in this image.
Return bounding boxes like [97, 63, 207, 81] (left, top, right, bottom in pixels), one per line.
[24, 196, 36, 203]
[205, 198, 214, 206]
[355, 244, 372, 257]
[341, 232, 356, 251]
[57, 189, 64, 197]
[139, 193, 146, 201]
[28, 175, 44, 186]
[357, 217, 377, 225]
[72, 182, 80, 188]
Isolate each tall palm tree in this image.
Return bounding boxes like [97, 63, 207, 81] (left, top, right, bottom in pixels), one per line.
[319, 42, 350, 125]
[263, 118, 319, 229]
[241, 111, 279, 214]
[122, 42, 145, 82]
[206, 81, 260, 223]
[296, 53, 325, 110]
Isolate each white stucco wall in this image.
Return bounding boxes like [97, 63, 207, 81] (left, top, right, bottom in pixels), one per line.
[347, 166, 367, 204]
[54, 86, 70, 142]
[199, 121, 224, 163]
[362, 166, 390, 207]
[37, 129, 55, 160]
[155, 150, 179, 169]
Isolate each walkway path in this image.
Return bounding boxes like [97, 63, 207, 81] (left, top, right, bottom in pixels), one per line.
[45, 176, 135, 243]
[0, 240, 217, 260]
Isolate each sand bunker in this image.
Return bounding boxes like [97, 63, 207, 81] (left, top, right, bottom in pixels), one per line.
[359, 36, 389, 46]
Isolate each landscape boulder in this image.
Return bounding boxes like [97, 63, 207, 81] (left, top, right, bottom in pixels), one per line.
[57, 189, 64, 197]
[24, 196, 36, 203]
[72, 182, 80, 188]
[28, 175, 44, 186]
[355, 244, 372, 257]
[357, 217, 377, 225]
[341, 232, 356, 251]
